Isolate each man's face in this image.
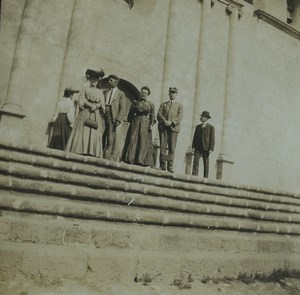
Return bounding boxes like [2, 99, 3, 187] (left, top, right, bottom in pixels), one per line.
[109, 78, 118, 88]
[200, 116, 208, 123]
[168, 91, 177, 100]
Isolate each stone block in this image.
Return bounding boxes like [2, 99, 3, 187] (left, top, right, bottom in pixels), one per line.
[64, 226, 90, 245]
[158, 234, 179, 251]
[10, 222, 34, 242]
[86, 253, 137, 283]
[33, 224, 64, 245]
[240, 239, 257, 253]
[198, 237, 221, 251]
[0, 220, 10, 240]
[0, 249, 23, 280]
[22, 248, 88, 279]
[111, 230, 130, 249]
[91, 229, 112, 248]
[284, 241, 296, 253]
[257, 240, 286, 253]
[220, 238, 241, 253]
[137, 255, 181, 283]
[178, 234, 198, 252]
[130, 231, 159, 250]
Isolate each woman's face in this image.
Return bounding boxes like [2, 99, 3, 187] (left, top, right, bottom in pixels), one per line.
[89, 77, 98, 87]
[141, 89, 149, 99]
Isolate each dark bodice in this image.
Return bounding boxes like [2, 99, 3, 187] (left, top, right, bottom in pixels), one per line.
[132, 100, 153, 115]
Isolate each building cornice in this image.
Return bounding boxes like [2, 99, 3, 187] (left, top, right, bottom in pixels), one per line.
[254, 9, 300, 41]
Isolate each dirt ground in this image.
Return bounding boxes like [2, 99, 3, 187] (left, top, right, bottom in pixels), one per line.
[1, 274, 300, 295]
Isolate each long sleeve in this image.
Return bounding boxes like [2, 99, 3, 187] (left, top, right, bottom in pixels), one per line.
[149, 102, 156, 126]
[192, 126, 198, 149]
[115, 91, 126, 123]
[157, 103, 166, 123]
[78, 89, 90, 110]
[127, 103, 135, 123]
[66, 100, 76, 125]
[209, 125, 215, 151]
[171, 103, 183, 126]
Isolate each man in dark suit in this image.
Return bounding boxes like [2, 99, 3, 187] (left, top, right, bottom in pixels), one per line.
[192, 111, 215, 178]
[103, 74, 126, 161]
[157, 87, 183, 173]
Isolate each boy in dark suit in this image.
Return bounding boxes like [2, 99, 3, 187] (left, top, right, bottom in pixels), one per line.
[192, 111, 215, 178]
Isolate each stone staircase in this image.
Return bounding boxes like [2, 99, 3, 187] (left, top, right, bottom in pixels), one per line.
[0, 141, 299, 283]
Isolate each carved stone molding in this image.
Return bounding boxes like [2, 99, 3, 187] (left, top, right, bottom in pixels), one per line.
[213, 0, 244, 17]
[254, 9, 300, 41]
[226, 4, 234, 14]
[211, 0, 217, 6]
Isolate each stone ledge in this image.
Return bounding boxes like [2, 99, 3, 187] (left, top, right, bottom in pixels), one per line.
[254, 9, 300, 41]
[0, 140, 299, 198]
[0, 150, 299, 209]
[1, 191, 300, 235]
[1, 213, 299, 253]
[1, 172, 300, 225]
[0, 160, 299, 217]
[1, 240, 300, 282]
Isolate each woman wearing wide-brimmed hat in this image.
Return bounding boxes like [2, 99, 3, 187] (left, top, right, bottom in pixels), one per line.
[65, 69, 105, 157]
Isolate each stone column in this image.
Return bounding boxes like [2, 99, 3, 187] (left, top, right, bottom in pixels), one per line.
[154, 0, 175, 165]
[0, 0, 76, 144]
[0, 0, 33, 121]
[154, 0, 201, 172]
[186, 0, 211, 175]
[217, 2, 242, 180]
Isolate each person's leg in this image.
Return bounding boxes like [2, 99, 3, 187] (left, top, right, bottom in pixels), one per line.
[202, 150, 210, 178]
[103, 107, 114, 160]
[192, 150, 201, 176]
[159, 129, 168, 170]
[167, 130, 178, 173]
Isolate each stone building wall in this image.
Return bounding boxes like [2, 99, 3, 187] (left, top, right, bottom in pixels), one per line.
[0, 0, 300, 192]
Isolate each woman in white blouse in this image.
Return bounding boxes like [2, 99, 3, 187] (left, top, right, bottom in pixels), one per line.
[48, 87, 79, 150]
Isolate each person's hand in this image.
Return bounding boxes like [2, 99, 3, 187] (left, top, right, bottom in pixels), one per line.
[114, 121, 121, 128]
[149, 125, 153, 131]
[192, 148, 195, 154]
[69, 124, 73, 128]
[90, 104, 97, 112]
[164, 120, 172, 127]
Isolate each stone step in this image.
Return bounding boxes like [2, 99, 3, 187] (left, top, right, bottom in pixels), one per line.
[0, 143, 299, 208]
[0, 141, 299, 236]
[1, 141, 300, 283]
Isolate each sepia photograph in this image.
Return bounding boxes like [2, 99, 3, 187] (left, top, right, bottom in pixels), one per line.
[0, 0, 300, 294]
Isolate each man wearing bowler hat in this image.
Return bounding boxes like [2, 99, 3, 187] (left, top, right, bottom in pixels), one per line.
[103, 74, 126, 161]
[192, 111, 215, 178]
[157, 87, 183, 173]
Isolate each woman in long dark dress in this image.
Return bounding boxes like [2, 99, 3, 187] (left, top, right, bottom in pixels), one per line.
[122, 86, 156, 166]
[48, 87, 79, 150]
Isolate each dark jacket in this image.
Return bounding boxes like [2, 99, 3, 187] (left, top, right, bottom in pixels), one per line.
[192, 123, 215, 151]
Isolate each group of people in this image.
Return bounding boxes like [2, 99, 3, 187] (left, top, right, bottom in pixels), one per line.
[48, 68, 215, 178]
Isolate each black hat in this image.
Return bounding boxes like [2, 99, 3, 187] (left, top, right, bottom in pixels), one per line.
[108, 74, 120, 82]
[86, 69, 105, 79]
[64, 87, 79, 97]
[201, 111, 211, 119]
[64, 87, 79, 94]
[169, 87, 178, 93]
